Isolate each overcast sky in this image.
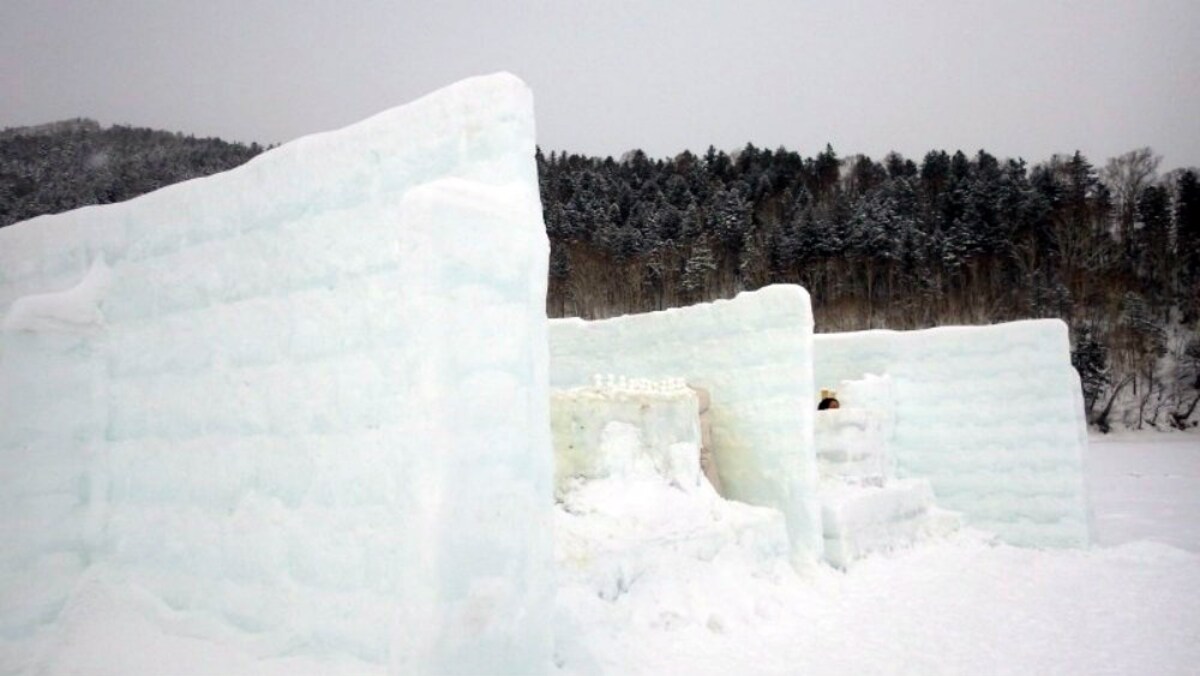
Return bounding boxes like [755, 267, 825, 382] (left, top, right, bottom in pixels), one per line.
[2, 0, 1197, 169]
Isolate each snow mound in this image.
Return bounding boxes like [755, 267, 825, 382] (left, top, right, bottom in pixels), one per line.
[552, 418, 794, 671]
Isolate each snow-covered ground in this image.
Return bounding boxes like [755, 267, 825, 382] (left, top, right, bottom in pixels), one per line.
[1088, 432, 1200, 552]
[7, 431, 1199, 675]
[554, 430, 1200, 675]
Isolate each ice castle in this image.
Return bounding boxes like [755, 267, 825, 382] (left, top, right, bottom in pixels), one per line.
[0, 73, 1088, 673]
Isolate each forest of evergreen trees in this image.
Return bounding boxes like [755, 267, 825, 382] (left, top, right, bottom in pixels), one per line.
[0, 119, 262, 227]
[539, 145, 1200, 431]
[1, 120, 1197, 431]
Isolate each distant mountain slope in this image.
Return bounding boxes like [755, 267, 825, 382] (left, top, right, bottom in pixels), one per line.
[0, 118, 264, 228]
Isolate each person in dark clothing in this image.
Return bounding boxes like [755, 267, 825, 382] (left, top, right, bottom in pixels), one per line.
[817, 388, 840, 410]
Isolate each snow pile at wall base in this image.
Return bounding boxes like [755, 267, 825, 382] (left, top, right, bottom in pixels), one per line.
[552, 415, 791, 671]
[554, 422, 788, 571]
[549, 286, 821, 565]
[0, 73, 552, 673]
[814, 321, 1089, 547]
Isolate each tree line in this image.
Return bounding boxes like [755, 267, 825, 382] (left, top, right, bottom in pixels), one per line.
[538, 145, 1200, 431]
[1, 120, 1197, 430]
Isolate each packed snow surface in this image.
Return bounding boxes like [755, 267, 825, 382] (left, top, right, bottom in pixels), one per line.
[552, 431, 1197, 675]
[1087, 432, 1200, 551]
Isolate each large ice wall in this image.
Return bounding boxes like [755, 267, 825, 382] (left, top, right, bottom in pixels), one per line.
[0, 73, 553, 673]
[814, 320, 1089, 547]
[548, 285, 821, 565]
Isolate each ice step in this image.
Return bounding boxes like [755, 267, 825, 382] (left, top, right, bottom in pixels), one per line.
[820, 479, 961, 568]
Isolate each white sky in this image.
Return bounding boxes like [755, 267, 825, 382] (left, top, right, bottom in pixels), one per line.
[2, 0, 1197, 169]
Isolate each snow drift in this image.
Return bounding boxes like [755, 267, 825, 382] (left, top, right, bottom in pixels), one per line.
[0, 73, 553, 674]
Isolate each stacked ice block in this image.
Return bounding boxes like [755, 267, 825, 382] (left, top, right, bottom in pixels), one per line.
[815, 321, 1090, 548]
[815, 374, 959, 568]
[0, 73, 554, 674]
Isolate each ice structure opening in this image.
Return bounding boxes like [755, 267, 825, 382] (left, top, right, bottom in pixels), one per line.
[548, 285, 823, 566]
[0, 73, 553, 674]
